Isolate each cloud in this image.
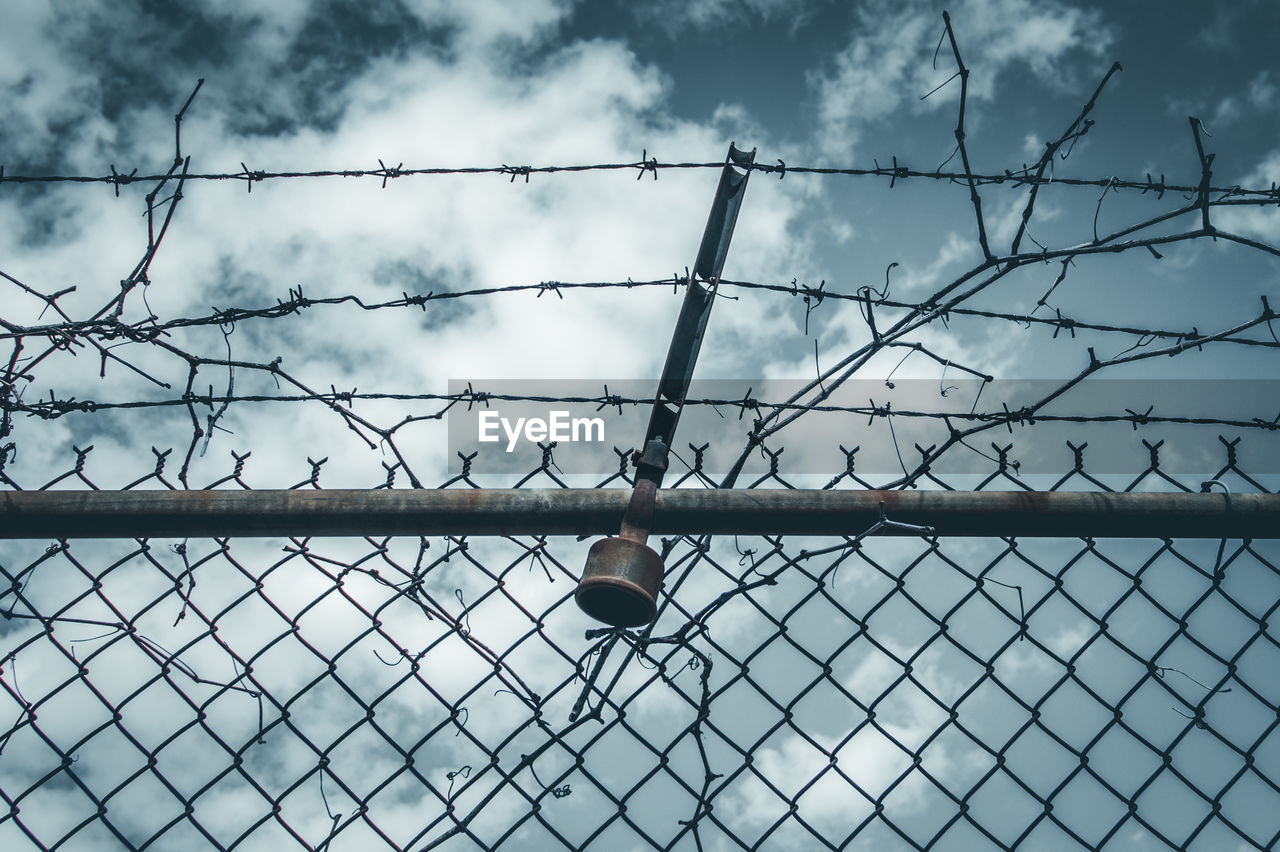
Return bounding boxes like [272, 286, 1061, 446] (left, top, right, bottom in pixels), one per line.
[400, 0, 572, 48]
[633, 0, 821, 35]
[1249, 72, 1277, 110]
[1193, 3, 1252, 53]
[714, 637, 966, 847]
[0, 0, 818, 490]
[808, 0, 1113, 161]
[1172, 70, 1276, 132]
[1216, 148, 1280, 244]
[0, 0, 577, 172]
[1210, 96, 1241, 129]
[0, 1, 105, 164]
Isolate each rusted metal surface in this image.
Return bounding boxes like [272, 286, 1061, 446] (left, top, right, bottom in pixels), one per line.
[578, 146, 755, 626]
[575, 536, 664, 627]
[578, 474, 665, 626]
[618, 477, 658, 542]
[3, 488, 1278, 539]
[642, 143, 755, 475]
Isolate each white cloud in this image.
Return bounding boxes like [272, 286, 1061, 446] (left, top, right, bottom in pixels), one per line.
[810, 6, 931, 159]
[1196, 73, 1278, 130]
[0, 1, 818, 490]
[401, 0, 571, 48]
[0, 0, 100, 162]
[715, 639, 962, 846]
[808, 0, 1112, 161]
[195, 0, 313, 48]
[1217, 148, 1280, 244]
[1210, 96, 1241, 129]
[1249, 71, 1277, 110]
[1022, 131, 1044, 161]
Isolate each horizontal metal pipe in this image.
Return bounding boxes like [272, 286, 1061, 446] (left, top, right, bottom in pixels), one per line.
[1, 488, 1276, 539]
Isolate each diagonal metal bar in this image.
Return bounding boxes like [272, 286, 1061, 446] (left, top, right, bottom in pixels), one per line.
[572, 144, 755, 626]
[641, 143, 756, 482]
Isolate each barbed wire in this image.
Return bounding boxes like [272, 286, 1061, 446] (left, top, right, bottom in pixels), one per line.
[6, 275, 1278, 348]
[1, 32, 1275, 467]
[3, 155, 1278, 204]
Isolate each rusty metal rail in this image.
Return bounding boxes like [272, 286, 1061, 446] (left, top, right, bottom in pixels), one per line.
[3, 488, 1277, 539]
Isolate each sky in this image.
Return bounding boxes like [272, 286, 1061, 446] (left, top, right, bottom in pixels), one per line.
[2, 0, 1280, 488]
[2, 1, 1280, 850]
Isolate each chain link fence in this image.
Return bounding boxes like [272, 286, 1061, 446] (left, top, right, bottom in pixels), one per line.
[1, 438, 1278, 851]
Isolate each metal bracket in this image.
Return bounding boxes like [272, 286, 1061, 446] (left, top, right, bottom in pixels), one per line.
[640, 143, 756, 485]
[577, 143, 755, 627]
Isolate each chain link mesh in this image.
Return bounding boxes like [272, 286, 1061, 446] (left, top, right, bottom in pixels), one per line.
[1, 442, 1277, 850]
